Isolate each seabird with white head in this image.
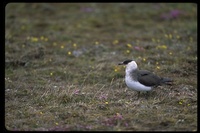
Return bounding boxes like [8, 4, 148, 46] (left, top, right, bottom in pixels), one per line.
[118, 59, 172, 91]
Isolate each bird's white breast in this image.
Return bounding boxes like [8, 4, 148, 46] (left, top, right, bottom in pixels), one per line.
[125, 75, 152, 91]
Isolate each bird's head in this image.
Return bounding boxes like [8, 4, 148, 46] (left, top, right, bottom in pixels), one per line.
[118, 59, 133, 65]
[118, 59, 138, 71]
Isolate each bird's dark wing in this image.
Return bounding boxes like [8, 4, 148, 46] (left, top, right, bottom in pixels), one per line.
[137, 70, 161, 87]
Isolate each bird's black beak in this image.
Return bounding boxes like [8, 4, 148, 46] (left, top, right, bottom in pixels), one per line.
[118, 62, 124, 65]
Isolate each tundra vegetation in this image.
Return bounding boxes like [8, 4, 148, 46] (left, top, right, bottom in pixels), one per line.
[5, 3, 197, 131]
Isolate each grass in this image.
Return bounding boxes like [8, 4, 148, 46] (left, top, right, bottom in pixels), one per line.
[5, 3, 197, 131]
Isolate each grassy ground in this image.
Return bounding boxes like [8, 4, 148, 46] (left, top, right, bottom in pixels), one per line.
[5, 3, 197, 131]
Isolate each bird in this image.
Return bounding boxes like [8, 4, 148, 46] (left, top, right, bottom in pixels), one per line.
[118, 59, 172, 92]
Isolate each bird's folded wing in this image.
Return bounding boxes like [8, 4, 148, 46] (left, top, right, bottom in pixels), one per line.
[137, 70, 161, 86]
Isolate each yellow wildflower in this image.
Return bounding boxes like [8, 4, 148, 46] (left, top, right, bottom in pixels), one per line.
[113, 40, 119, 45]
[176, 35, 180, 39]
[40, 36, 44, 40]
[68, 51, 71, 55]
[156, 45, 167, 49]
[73, 43, 77, 48]
[61, 45, 64, 49]
[126, 50, 130, 54]
[31, 37, 38, 42]
[53, 42, 57, 46]
[95, 41, 99, 45]
[126, 43, 132, 48]
[169, 34, 172, 39]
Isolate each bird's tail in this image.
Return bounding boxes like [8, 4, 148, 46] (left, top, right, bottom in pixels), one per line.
[161, 77, 173, 85]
